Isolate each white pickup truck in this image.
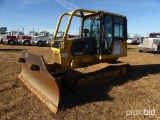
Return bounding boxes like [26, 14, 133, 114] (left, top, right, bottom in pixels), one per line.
[138, 33, 160, 53]
[127, 38, 137, 44]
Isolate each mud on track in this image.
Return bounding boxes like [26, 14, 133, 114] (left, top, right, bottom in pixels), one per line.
[0, 44, 160, 120]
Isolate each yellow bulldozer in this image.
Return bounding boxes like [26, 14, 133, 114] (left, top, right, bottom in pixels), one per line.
[18, 9, 130, 114]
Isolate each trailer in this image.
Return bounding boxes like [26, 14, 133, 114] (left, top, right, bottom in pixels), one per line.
[0, 27, 7, 44]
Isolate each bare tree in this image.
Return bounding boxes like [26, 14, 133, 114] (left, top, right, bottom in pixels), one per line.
[133, 33, 141, 39]
[127, 33, 130, 38]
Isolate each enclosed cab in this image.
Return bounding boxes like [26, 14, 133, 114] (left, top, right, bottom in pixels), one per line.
[138, 32, 160, 53]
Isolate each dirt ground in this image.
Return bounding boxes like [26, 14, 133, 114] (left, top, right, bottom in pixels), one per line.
[0, 44, 160, 120]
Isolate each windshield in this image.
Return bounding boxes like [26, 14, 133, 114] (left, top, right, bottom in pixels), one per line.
[149, 33, 160, 38]
[83, 15, 100, 38]
[6, 32, 11, 35]
[83, 15, 100, 48]
[11, 31, 24, 35]
[39, 32, 45, 36]
[29, 32, 34, 36]
[57, 32, 63, 37]
[29, 32, 38, 36]
[39, 32, 49, 36]
[18, 32, 23, 35]
[153, 40, 160, 44]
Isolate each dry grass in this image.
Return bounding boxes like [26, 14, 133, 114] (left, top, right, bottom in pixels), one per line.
[0, 44, 160, 120]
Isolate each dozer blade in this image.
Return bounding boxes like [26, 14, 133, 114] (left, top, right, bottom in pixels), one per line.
[18, 51, 60, 114]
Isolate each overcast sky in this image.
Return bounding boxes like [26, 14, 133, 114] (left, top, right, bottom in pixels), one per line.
[1, 0, 160, 37]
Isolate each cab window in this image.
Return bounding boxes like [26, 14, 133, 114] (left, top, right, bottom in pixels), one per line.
[114, 17, 125, 38]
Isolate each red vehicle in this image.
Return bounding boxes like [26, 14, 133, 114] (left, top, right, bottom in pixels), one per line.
[2, 31, 33, 45]
[18, 35, 32, 46]
[2, 31, 22, 45]
[157, 44, 160, 53]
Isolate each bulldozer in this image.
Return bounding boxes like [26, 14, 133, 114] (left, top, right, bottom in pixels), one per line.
[18, 9, 130, 114]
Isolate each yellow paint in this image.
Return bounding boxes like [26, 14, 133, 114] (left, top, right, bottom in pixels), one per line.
[50, 9, 127, 74]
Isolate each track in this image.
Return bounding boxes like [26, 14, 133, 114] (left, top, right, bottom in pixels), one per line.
[63, 62, 131, 92]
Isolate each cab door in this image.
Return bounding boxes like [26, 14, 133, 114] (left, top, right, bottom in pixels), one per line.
[102, 15, 127, 55]
[102, 15, 113, 54]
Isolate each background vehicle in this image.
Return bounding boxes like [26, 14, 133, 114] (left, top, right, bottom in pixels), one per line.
[2, 31, 24, 45]
[136, 37, 144, 45]
[2, 30, 34, 45]
[0, 27, 7, 44]
[0, 27, 7, 34]
[127, 38, 137, 44]
[18, 9, 130, 114]
[18, 31, 38, 46]
[138, 32, 160, 53]
[31, 31, 50, 46]
[28, 31, 39, 36]
[46, 31, 62, 46]
[47, 31, 79, 46]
